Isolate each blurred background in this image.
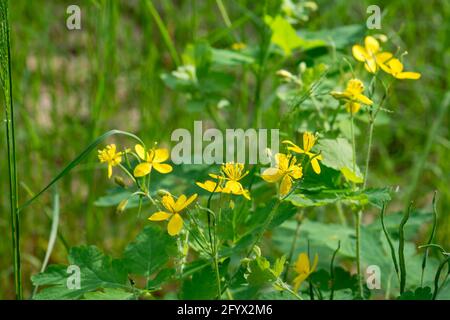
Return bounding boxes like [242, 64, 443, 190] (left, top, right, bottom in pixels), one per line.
[0, 0, 448, 299]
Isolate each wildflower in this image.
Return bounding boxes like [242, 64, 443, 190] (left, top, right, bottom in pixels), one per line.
[98, 144, 123, 179]
[379, 58, 421, 80]
[352, 36, 393, 73]
[261, 153, 303, 196]
[196, 163, 251, 200]
[231, 42, 246, 50]
[293, 252, 318, 291]
[330, 78, 373, 113]
[149, 193, 197, 236]
[283, 132, 323, 174]
[133, 144, 173, 177]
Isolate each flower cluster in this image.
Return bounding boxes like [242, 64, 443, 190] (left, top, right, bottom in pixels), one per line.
[262, 131, 322, 197]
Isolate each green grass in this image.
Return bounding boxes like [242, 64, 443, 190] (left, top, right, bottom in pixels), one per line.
[0, 0, 449, 299]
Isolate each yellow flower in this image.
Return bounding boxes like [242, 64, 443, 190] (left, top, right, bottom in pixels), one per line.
[379, 58, 421, 80]
[196, 163, 251, 200]
[98, 144, 123, 179]
[293, 253, 318, 292]
[261, 153, 303, 196]
[133, 144, 173, 177]
[149, 193, 197, 236]
[231, 42, 246, 50]
[352, 36, 393, 73]
[283, 132, 323, 174]
[331, 78, 373, 113]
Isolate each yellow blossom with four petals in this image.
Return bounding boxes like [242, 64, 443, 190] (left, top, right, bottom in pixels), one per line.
[352, 36, 393, 73]
[261, 153, 303, 196]
[331, 78, 373, 113]
[98, 144, 123, 179]
[149, 193, 197, 236]
[196, 163, 251, 200]
[283, 132, 323, 174]
[133, 144, 173, 177]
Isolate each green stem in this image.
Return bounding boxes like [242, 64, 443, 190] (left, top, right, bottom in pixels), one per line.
[1, 0, 22, 299]
[362, 119, 374, 189]
[283, 215, 302, 282]
[355, 210, 363, 298]
[246, 199, 280, 257]
[145, 0, 181, 67]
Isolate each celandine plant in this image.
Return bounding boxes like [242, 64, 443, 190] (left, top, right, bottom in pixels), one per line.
[1, 0, 449, 301]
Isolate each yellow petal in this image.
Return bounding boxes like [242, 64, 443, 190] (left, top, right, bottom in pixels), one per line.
[167, 213, 183, 236]
[275, 153, 289, 171]
[293, 273, 309, 292]
[365, 36, 380, 54]
[174, 194, 197, 212]
[352, 45, 368, 62]
[396, 72, 421, 80]
[295, 253, 311, 274]
[375, 52, 392, 64]
[108, 164, 113, 179]
[161, 194, 176, 212]
[261, 167, 282, 183]
[153, 148, 170, 163]
[386, 58, 404, 74]
[289, 165, 303, 179]
[355, 93, 373, 105]
[223, 180, 243, 194]
[133, 162, 152, 177]
[183, 194, 198, 209]
[135, 144, 147, 160]
[282, 140, 304, 154]
[149, 211, 172, 221]
[153, 163, 173, 174]
[174, 195, 187, 212]
[311, 158, 321, 174]
[242, 190, 251, 200]
[196, 180, 222, 193]
[280, 175, 293, 196]
[303, 132, 315, 152]
[346, 102, 361, 114]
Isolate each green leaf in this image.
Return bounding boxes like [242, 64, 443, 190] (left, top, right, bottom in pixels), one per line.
[32, 246, 129, 300]
[317, 138, 361, 176]
[83, 288, 135, 300]
[298, 24, 365, 50]
[181, 264, 218, 299]
[122, 225, 177, 277]
[211, 48, 255, 66]
[264, 15, 324, 56]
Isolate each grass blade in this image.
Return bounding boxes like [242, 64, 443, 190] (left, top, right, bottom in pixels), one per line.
[0, 0, 22, 299]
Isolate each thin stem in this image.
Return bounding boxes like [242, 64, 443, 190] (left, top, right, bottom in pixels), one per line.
[283, 215, 303, 282]
[1, 0, 22, 299]
[246, 199, 280, 257]
[355, 210, 363, 298]
[145, 0, 181, 67]
[350, 112, 356, 174]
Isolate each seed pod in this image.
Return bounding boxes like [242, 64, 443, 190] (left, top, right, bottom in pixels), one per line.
[116, 199, 128, 214]
[114, 176, 127, 188]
